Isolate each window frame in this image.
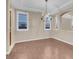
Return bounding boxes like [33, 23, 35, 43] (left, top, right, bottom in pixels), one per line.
[16, 11, 29, 31]
[44, 15, 52, 31]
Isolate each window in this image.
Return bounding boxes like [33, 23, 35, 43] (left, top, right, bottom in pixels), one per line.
[44, 15, 52, 30]
[16, 11, 29, 31]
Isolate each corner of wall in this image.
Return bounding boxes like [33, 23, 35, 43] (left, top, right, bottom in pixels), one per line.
[6, 43, 15, 55]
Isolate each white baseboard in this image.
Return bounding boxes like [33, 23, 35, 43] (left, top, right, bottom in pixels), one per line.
[52, 37, 73, 45]
[15, 37, 50, 44]
[6, 43, 15, 55]
[15, 37, 73, 45]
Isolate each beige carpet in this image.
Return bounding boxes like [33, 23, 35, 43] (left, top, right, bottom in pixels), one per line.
[7, 38, 73, 59]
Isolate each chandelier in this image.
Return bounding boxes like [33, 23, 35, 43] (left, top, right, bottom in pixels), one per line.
[41, 0, 49, 20]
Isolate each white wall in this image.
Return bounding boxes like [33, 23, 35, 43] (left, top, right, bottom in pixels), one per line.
[61, 14, 73, 31]
[51, 13, 73, 45]
[51, 31, 73, 45]
[12, 9, 55, 43]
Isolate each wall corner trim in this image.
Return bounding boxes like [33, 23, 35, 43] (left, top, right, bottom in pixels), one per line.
[6, 43, 15, 55]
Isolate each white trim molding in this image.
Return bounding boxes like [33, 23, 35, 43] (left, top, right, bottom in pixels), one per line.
[52, 37, 73, 45]
[6, 43, 15, 55]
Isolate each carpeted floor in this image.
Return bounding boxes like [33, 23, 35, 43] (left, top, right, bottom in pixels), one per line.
[7, 38, 73, 59]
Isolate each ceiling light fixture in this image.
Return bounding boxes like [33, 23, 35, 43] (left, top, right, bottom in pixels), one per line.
[41, 0, 49, 20]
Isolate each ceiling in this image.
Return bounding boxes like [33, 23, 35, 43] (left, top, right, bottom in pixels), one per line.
[10, 0, 73, 15]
